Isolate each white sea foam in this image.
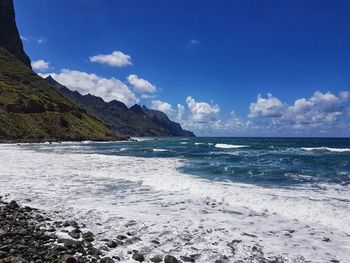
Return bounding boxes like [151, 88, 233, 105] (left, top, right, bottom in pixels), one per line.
[215, 143, 248, 149]
[0, 144, 349, 262]
[228, 151, 241, 156]
[119, 148, 128, 151]
[131, 137, 154, 142]
[152, 148, 168, 152]
[302, 147, 350, 152]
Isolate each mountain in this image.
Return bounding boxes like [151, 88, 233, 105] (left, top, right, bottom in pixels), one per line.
[46, 76, 195, 137]
[0, 0, 118, 142]
[0, 0, 31, 68]
[0, 48, 119, 142]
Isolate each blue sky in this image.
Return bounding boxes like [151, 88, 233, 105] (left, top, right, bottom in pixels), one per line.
[15, 0, 350, 136]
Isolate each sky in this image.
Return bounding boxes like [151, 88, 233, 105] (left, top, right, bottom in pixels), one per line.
[14, 0, 350, 136]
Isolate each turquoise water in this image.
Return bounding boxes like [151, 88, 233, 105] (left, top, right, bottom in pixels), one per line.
[33, 137, 350, 188]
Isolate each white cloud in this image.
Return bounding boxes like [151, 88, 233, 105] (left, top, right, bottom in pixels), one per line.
[31, 59, 50, 71]
[127, 74, 156, 94]
[89, 51, 132, 67]
[40, 69, 138, 106]
[37, 37, 48, 44]
[177, 104, 186, 122]
[283, 91, 349, 125]
[249, 93, 286, 117]
[186, 96, 220, 123]
[142, 97, 221, 133]
[20, 35, 29, 42]
[150, 100, 175, 116]
[190, 39, 200, 45]
[19, 36, 47, 44]
[140, 94, 156, 100]
[249, 91, 350, 126]
[223, 111, 252, 130]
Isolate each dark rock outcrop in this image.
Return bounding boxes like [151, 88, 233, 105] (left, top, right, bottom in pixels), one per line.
[46, 76, 195, 137]
[0, 0, 31, 68]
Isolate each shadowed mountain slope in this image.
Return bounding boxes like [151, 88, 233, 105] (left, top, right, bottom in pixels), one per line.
[0, 0, 31, 68]
[46, 76, 195, 137]
[0, 48, 117, 142]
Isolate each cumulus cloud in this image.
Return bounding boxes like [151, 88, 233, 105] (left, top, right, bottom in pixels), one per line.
[177, 104, 186, 122]
[40, 69, 138, 106]
[223, 111, 252, 130]
[283, 91, 349, 125]
[89, 51, 132, 67]
[249, 91, 350, 126]
[127, 74, 156, 94]
[31, 59, 50, 71]
[186, 96, 220, 123]
[249, 93, 286, 117]
[144, 97, 221, 133]
[150, 100, 175, 116]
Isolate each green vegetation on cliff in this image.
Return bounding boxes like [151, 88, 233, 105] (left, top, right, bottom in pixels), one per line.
[0, 48, 116, 142]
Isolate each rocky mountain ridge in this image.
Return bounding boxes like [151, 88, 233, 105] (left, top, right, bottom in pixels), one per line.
[46, 76, 195, 137]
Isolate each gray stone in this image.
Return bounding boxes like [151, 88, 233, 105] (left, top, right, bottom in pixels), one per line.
[68, 229, 81, 239]
[164, 255, 179, 263]
[82, 231, 94, 242]
[100, 257, 115, 263]
[106, 240, 118, 248]
[58, 254, 77, 263]
[180, 255, 195, 262]
[132, 252, 145, 262]
[150, 255, 163, 262]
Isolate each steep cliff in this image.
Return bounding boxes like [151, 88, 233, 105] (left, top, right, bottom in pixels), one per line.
[0, 48, 117, 142]
[0, 0, 31, 68]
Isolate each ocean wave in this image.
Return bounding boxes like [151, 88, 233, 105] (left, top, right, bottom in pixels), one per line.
[1, 145, 350, 261]
[215, 143, 248, 149]
[119, 148, 128, 151]
[152, 148, 168, 152]
[131, 137, 154, 142]
[209, 151, 241, 156]
[302, 147, 350, 153]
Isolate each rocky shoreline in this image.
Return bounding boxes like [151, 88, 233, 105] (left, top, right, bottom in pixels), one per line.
[0, 197, 181, 263]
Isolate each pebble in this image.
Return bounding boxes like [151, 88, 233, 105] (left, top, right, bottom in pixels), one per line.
[164, 255, 179, 263]
[106, 240, 118, 248]
[180, 255, 195, 262]
[58, 254, 77, 263]
[150, 255, 163, 262]
[100, 257, 115, 263]
[0, 199, 104, 263]
[132, 252, 145, 262]
[68, 229, 81, 239]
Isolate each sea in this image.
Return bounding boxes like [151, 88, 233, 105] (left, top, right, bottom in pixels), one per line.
[0, 137, 349, 262]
